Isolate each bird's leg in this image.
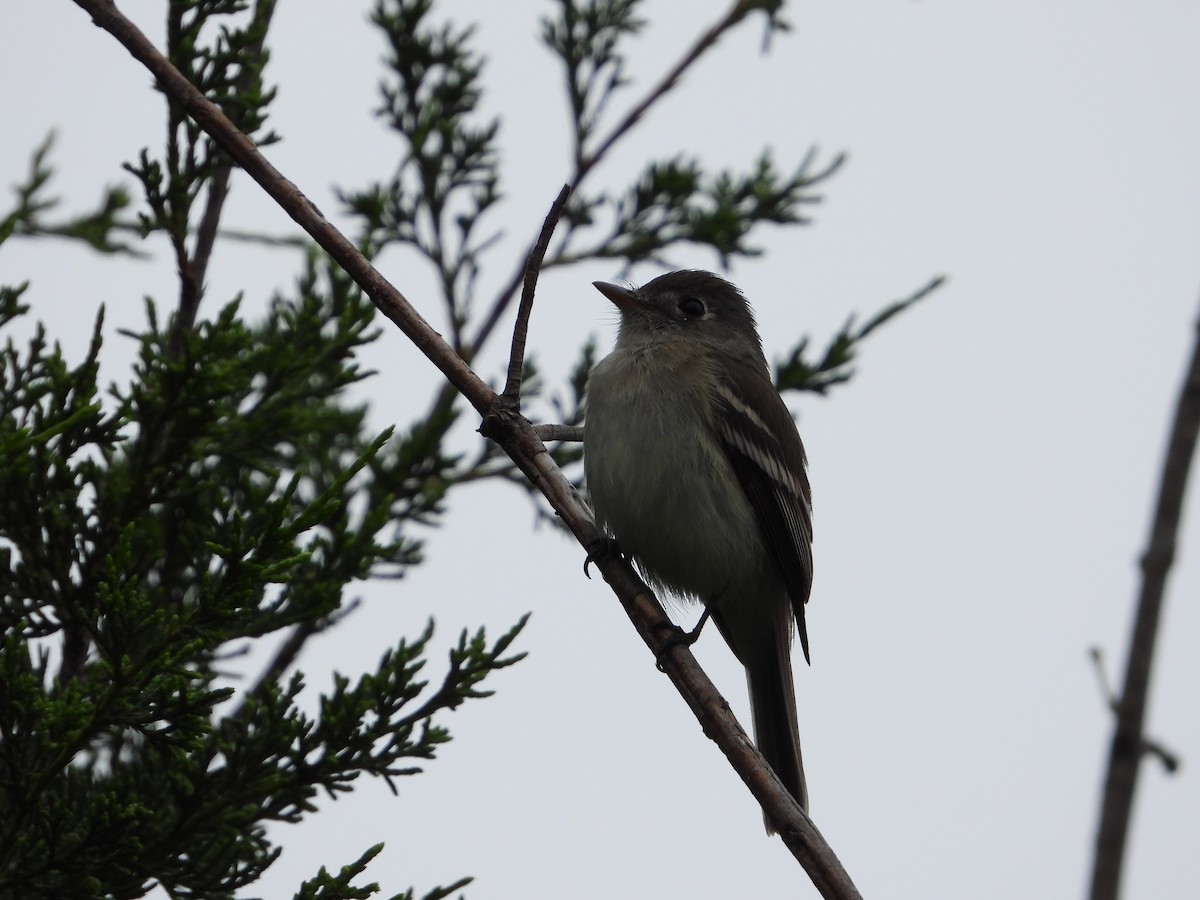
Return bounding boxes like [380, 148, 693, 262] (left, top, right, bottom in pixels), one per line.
[583, 536, 623, 578]
[687, 603, 714, 643]
[653, 603, 713, 672]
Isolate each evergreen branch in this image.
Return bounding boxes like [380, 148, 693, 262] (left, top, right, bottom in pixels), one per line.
[294, 844, 472, 900]
[73, 0, 493, 409]
[1, 133, 144, 256]
[775, 275, 945, 395]
[556, 148, 845, 270]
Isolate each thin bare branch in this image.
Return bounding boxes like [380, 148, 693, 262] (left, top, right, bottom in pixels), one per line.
[1088, 295, 1200, 900]
[502, 184, 571, 401]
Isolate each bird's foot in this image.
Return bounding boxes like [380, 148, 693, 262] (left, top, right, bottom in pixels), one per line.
[653, 608, 711, 672]
[583, 537, 622, 578]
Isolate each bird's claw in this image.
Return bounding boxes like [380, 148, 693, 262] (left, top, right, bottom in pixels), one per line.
[653, 617, 707, 672]
[583, 537, 622, 578]
[652, 604, 715, 671]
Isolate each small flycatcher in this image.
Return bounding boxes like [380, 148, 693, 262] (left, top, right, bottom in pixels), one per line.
[584, 270, 813, 824]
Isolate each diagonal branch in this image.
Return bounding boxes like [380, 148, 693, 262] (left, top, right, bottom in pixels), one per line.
[1088, 295, 1200, 900]
[70, 3, 860, 895]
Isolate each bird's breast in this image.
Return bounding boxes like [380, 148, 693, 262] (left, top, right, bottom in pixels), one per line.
[584, 348, 767, 603]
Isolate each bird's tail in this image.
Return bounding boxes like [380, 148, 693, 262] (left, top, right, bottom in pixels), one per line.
[745, 626, 807, 832]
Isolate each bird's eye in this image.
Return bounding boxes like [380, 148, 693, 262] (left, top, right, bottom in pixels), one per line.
[678, 296, 705, 318]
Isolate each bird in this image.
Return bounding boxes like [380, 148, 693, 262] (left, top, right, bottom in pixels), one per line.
[583, 270, 813, 827]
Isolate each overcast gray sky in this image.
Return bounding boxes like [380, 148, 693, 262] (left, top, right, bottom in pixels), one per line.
[4, 2, 1200, 898]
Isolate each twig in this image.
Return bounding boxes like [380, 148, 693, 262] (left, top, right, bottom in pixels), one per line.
[1088, 296, 1200, 900]
[1140, 736, 1181, 774]
[502, 185, 571, 401]
[71, 4, 861, 894]
[1089, 646, 1178, 772]
[533, 424, 584, 443]
[1088, 646, 1117, 711]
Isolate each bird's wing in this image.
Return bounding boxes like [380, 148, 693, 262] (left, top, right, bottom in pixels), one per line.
[712, 360, 814, 663]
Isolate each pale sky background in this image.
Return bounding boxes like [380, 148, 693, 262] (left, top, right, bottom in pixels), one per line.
[4, 2, 1200, 899]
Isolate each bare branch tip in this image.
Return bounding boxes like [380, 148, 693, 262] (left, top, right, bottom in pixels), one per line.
[500, 185, 573, 401]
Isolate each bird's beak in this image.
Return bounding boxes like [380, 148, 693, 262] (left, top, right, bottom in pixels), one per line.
[593, 281, 639, 312]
